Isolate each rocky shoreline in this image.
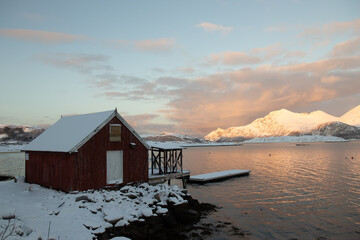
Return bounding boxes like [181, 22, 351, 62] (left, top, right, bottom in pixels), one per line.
[0, 177, 251, 239]
[97, 194, 249, 240]
[97, 194, 216, 240]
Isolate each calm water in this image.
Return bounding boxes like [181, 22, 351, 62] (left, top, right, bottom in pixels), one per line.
[184, 141, 360, 240]
[0, 152, 25, 177]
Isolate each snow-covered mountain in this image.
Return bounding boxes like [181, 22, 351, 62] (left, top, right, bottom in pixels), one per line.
[0, 124, 45, 143]
[311, 121, 360, 139]
[340, 105, 360, 127]
[205, 105, 360, 141]
[142, 132, 204, 143]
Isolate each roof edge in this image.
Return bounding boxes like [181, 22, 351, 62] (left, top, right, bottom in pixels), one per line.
[114, 110, 150, 149]
[69, 110, 117, 153]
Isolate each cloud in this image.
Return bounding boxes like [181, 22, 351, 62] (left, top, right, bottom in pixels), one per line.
[37, 53, 112, 74]
[0, 29, 86, 44]
[251, 43, 283, 60]
[276, 56, 360, 74]
[321, 75, 341, 84]
[330, 36, 360, 58]
[177, 67, 195, 74]
[208, 52, 261, 65]
[299, 18, 360, 38]
[87, 74, 147, 90]
[196, 22, 232, 34]
[134, 38, 176, 53]
[204, 43, 283, 66]
[123, 113, 174, 135]
[98, 52, 360, 136]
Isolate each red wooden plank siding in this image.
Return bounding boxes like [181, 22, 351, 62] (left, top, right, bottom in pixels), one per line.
[25, 116, 148, 192]
[25, 152, 74, 191]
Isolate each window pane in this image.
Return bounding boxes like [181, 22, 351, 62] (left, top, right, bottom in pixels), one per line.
[110, 125, 121, 142]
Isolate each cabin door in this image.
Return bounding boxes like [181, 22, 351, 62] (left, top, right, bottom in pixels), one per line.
[106, 150, 123, 184]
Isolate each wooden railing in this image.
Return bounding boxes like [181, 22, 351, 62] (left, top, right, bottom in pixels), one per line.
[150, 147, 183, 175]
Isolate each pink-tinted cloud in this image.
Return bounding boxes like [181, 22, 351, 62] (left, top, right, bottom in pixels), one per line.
[196, 22, 232, 34]
[123, 113, 175, 135]
[105, 51, 360, 136]
[276, 56, 360, 74]
[135, 38, 175, 52]
[37, 53, 112, 74]
[299, 18, 360, 38]
[0, 29, 85, 43]
[208, 52, 261, 65]
[251, 43, 283, 60]
[321, 75, 341, 84]
[205, 43, 284, 66]
[330, 36, 360, 58]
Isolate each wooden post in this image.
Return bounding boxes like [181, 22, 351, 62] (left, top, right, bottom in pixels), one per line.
[180, 150, 183, 173]
[182, 177, 187, 189]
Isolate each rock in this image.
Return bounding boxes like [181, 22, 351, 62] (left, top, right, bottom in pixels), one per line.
[83, 221, 101, 230]
[104, 216, 123, 225]
[161, 213, 177, 227]
[142, 208, 153, 217]
[96, 195, 216, 240]
[154, 193, 161, 202]
[125, 193, 137, 199]
[21, 225, 33, 237]
[173, 203, 200, 224]
[75, 195, 94, 203]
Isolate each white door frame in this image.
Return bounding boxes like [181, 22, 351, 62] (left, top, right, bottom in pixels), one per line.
[106, 150, 123, 184]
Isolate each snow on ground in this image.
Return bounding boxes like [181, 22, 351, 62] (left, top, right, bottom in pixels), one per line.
[0, 143, 26, 152]
[243, 135, 347, 143]
[0, 134, 8, 140]
[0, 177, 188, 240]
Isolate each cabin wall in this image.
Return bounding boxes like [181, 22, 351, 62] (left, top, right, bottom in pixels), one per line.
[73, 117, 148, 191]
[25, 116, 148, 192]
[25, 151, 74, 192]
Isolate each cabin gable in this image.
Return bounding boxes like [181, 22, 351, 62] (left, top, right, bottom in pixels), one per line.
[25, 110, 148, 192]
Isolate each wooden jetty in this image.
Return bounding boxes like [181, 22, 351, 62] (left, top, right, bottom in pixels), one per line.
[189, 169, 250, 183]
[148, 144, 190, 187]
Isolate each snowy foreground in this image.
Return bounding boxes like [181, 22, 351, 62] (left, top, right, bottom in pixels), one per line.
[0, 177, 188, 240]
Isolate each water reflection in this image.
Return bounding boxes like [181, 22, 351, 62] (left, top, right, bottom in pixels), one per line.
[184, 142, 360, 239]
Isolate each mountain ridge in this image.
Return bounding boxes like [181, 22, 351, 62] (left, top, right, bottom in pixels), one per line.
[205, 105, 360, 141]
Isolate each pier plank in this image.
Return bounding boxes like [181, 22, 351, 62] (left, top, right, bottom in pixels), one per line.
[189, 169, 250, 183]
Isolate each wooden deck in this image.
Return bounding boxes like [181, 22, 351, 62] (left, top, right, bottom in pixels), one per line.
[188, 169, 250, 183]
[148, 146, 190, 186]
[148, 168, 190, 185]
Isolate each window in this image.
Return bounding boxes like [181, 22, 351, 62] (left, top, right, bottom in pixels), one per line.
[110, 124, 121, 142]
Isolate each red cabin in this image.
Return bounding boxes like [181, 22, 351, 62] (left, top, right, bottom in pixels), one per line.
[22, 109, 149, 192]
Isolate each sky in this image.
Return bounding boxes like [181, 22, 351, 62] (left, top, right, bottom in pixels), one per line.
[0, 0, 359, 137]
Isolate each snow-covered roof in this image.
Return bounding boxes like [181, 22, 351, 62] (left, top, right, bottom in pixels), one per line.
[23, 110, 149, 152]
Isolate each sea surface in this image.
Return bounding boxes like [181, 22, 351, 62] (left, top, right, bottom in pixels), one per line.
[0, 152, 25, 177]
[183, 141, 360, 239]
[1, 142, 359, 239]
